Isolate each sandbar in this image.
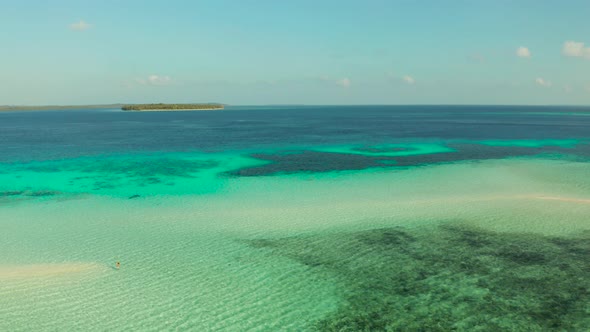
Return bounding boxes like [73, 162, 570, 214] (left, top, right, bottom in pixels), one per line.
[0, 263, 103, 279]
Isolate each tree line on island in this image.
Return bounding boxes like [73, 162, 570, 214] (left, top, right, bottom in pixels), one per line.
[122, 103, 224, 111]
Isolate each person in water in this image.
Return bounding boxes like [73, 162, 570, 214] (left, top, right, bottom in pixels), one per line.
[116, 261, 120, 269]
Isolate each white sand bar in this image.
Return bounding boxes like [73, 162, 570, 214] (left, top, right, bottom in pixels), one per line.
[0, 263, 102, 279]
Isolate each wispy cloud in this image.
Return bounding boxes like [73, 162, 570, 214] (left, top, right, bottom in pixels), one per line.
[317, 76, 351, 88]
[516, 46, 531, 58]
[335, 78, 351, 88]
[70, 20, 91, 31]
[387, 73, 416, 85]
[402, 75, 415, 85]
[535, 78, 551, 87]
[562, 41, 590, 59]
[136, 75, 172, 86]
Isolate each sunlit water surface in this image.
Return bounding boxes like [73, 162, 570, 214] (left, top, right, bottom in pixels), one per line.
[0, 106, 589, 331]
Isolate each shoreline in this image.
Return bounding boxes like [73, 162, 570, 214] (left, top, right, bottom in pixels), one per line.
[0, 263, 103, 279]
[124, 108, 224, 112]
[0, 104, 225, 112]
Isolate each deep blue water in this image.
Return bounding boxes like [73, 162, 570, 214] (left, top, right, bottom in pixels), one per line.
[1, 106, 590, 163]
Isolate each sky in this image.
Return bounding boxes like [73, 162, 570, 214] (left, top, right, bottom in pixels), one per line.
[1, 0, 589, 105]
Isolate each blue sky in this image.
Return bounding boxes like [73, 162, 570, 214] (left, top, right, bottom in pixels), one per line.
[1, 0, 589, 105]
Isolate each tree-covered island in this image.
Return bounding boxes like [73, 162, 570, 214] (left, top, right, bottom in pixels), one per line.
[122, 103, 224, 111]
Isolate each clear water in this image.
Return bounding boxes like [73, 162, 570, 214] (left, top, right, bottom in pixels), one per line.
[0, 106, 589, 331]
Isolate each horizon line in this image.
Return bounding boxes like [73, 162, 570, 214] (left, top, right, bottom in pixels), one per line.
[2, 103, 590, 110]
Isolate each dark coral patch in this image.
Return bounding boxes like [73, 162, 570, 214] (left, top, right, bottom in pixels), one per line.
[0, 190, 60, 198]
[0, 191, 24, 197]
[249, 224, 590, 331]
[227, 143, 585, 177]
[351, 146, 414, 153]
[16, 156, 218, 191]
[227, 151, 398, 176]
[26, 190, 59, 197]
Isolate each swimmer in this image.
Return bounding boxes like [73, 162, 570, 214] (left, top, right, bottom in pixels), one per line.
[116, 261, 120, 269]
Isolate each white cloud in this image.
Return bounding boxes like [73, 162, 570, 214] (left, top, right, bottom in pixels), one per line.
[402, 75, 415, 84]
[516, 47, 531, 58]
[535, 78, 551, 87]
[336, 78, 351, 88]
[562, 41, 590, 59]
[136, 75, 172, 86]
[70, 20, 91, 31]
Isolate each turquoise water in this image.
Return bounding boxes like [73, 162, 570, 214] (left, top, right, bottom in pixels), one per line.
[0, 106, 589, 331]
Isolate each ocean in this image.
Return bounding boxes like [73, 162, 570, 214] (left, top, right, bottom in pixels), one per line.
[0, 105, 589, 331]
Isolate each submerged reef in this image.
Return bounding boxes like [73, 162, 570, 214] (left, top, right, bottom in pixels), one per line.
[24, 156, 217, 178]
[15, 157, 218, 191]
[229, 151, 397, 176]
[228, 143, 590, 177]
[249, 224, 590, 331]
[0, 190, 60, 198]
[0, 190, 62, 205]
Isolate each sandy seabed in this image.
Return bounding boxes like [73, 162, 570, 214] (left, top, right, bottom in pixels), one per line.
[0, 263, 104, 279]
[0, 157, 588, 331]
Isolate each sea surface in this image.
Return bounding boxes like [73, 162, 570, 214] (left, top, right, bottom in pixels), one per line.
[0, 105, 589, 331]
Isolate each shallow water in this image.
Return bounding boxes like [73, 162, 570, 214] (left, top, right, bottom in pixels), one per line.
[0, 106, 589, 331]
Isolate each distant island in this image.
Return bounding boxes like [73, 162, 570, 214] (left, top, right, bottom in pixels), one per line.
[0, 103, 225, 112]
[122, 103, 224, 111]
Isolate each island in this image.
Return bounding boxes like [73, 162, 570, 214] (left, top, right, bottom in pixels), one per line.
[121, 103, 224, 111]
